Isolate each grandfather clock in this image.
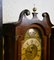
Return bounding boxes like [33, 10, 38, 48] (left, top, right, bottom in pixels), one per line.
[15, 7, 52, 60]
[3, 7, 52, 60]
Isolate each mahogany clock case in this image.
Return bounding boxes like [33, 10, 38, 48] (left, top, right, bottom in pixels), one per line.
[3, 9, 53, 60]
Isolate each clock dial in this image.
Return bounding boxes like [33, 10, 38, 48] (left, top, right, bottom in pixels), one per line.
[21, 28, 42, 60]
[21, 38, 41, 60]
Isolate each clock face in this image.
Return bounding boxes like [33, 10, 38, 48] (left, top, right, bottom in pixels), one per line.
[21, 38, 41, 60]
[21, 28, 42, 60]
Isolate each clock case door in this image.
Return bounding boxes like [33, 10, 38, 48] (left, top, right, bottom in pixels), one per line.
[16, 9, 52, 60]
[21, 27, 46, 60]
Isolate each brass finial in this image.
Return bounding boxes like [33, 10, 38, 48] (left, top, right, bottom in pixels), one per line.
[33, 4, 37, 13]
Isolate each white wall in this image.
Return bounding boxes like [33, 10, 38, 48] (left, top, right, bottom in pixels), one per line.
[3, 0, 54, 25]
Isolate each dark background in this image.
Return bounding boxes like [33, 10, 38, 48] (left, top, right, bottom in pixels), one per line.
[0, 0, 2, 60]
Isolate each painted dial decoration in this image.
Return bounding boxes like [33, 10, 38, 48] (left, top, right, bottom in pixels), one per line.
[21, 28, 42, 60]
